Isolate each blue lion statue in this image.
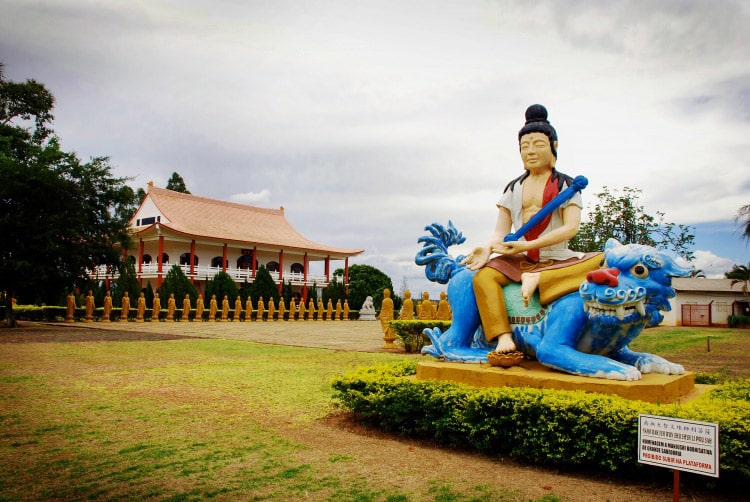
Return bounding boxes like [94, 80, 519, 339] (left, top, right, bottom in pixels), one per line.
[415, 222, 692, 380]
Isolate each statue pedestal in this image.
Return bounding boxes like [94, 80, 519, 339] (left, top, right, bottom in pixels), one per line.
[359, 313, 377, 321]
[416, 360, 699, 404]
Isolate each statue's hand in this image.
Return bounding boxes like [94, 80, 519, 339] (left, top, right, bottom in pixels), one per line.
[492, 240, 528, 256]
[461, 246, 491, 270]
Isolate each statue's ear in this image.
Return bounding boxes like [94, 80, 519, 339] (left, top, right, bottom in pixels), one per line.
[604, 238, 622, 253]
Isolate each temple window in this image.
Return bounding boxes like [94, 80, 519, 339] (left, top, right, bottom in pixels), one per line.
[180, 253, 199, 266]
[267, 261, 279, 272]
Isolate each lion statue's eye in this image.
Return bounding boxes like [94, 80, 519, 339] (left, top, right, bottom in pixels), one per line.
[631, 264, 649, 278]
[600, 259, 607, 268]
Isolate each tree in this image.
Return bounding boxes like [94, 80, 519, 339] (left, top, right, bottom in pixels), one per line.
[322, 274, 347, 306]
[346, 264, 394, 311]
[112, 257, 141, 308]
[166, 172, 190, 194]
[1, 73, 137, 326]
[247, 266, 279, 307]
[158, 264, 198, 306]
[736, 204, 750, 242]
[725, 264, 749, 297]
[569, 187, 695, 260]
[204, 271, 239, 306]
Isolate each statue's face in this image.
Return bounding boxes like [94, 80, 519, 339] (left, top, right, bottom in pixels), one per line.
[520, 132, 556, 171]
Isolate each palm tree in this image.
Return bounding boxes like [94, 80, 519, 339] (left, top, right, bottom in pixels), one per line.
[725, 263, 749, 297]
[736, 204, 750, 242]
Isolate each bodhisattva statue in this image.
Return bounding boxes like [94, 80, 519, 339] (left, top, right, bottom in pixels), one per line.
[268, 297, 276, 321]
[66, 292, 76, 323]
[183, 294, 192, 322]
[289, 297, 297, 321]
[335, 299, 343, 321]
[257, 297, 265, 321]
[167, 293, 176, 322]
[153, 293, 162, 322]
[298, 297, 306, 320]
[279, 297, 286, 321]
[137, 292, 146, 322]
[221, 295, 230, 321]
[245, 296, 253, 321]
[436, 291, 452, 321]
[103, 290, 113, 322]
[418, 291, 436, 320]
[120, 292, 130, 321]
[234, 296, 242, 322]
[416, 104, 692, 379]
[317, 299, 324, 321]
[209, 294, 218, 321]
[196, 293, 204, 321]
[379, 289, 396, 349]
[85, 290, 95, 323]
[343, 300, 350, 321]
[399, 290, 414, 320]
[307, 298, 315, 321]
[327, 299, 333, 321]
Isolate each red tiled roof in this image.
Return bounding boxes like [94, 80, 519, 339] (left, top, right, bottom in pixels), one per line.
[130, 186, 363, 257]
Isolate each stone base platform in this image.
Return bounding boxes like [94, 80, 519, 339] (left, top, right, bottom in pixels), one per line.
[416, 360, 698, 404]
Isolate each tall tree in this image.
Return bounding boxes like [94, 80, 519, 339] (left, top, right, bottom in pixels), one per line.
[204, 271, 239, 307]
[569, 187, 695, 260]
[725, 264, 749, 297]
[1, 73, 137, 326]
[736, 204, 750, 242]
[247, 266, 279, 307]
[158, 264, 199, 306]
[346, 264, 394, 311]
[166, 172, 190, 194]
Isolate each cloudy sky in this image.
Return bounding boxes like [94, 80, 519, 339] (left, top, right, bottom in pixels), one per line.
[2, 0, 748, 295]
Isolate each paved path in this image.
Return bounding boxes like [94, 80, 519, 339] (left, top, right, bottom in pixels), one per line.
[52, 319, 416, 355]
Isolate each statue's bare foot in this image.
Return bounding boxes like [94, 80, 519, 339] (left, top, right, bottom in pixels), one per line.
[494, 333, 517, 353]
[521, 272, 540, 307]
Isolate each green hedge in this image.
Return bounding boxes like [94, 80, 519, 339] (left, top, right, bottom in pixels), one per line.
[388, 320, 452, 352]
[331, 361, 750, 485]
[728, 315, 750, 328]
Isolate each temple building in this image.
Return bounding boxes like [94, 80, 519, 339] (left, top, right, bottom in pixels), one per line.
[102, 183, 364, 300]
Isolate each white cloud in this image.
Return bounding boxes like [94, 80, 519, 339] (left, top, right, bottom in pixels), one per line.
[677, 250, 736, 279]
[228, 189, 271, 205]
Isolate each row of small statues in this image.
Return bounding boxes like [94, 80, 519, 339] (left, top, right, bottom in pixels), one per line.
[67, 291, 356, 322]
[65, 288, 452, 323]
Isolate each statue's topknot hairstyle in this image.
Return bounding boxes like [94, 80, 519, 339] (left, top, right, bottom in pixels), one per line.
[518, 104, 558, 157]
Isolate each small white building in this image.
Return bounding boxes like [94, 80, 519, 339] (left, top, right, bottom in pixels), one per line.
[663, 278, 749, 327]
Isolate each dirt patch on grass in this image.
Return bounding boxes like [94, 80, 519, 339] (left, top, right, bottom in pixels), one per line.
[0, 322, 202, 343]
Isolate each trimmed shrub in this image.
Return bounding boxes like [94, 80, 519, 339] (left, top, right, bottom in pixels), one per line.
[388, 320, 452, 352]
[331, 361, 750, 485]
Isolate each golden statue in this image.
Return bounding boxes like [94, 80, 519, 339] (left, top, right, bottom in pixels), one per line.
[120, 291, 130, 321]
[268, 297, 276, 321]
[418, 291, 436, 320]
[183, 294, 192, 321]
[379, 288, 397, 349]
[152, 292, 161, 322]
[196, 294, 204, 322]
[221, 295, 230, 321]
[335, 299, 342, 321]
[209, 294, 218, 322]
[136, 292, 146, 322]
[343, 300, 350, 321]
[85, 290, 94, 323]
[327, 299, 334, 321]
[399, 290, 414, 320]
[317, 299, 324, 321]
[245, 296, 253, 321]
[298, 297, 306, 320]
[166, 293, 176, 322]
[307, 298, 314, 321]
[289, 297, 297, 321]
[279, 297, 286, 321]
[102, 290, 113, 322]
[65, 292, 75, 323]
[234, 295, 242, 322]
[257, 297, 265, 321]
[436, 291, 452, 321]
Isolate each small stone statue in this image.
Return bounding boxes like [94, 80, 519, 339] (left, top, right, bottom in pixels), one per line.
[359, 296, 377, 321]
[85, 290, 95, 323]
[102, 290, 112, 322]
[153, 293, 161, 322]
[183, 294, 192, 321]
[136, 292, 146, 322]
[120, 292, 130, 321]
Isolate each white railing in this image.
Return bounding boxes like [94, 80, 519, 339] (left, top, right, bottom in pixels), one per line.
[89, 264, 333, 287]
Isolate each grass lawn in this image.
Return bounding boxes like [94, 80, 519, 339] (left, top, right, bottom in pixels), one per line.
[0, 325, 746, 501]
[0, 339, 416, 501]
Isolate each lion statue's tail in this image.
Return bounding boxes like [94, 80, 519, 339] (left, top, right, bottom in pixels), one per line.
[415, 221, 467, 284]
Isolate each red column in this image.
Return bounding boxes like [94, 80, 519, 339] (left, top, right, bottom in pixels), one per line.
[189, 240, 196, 277]
[138, 239, 144, 274]
[325, 256, 330, 283]
[277, 249, 284, 293]
[157, 235, 164, 288]
[345, 257, 350, 295]
[222, 243, 227, 272]
[302, 253, 309, 302]
[251, 247, 257, 279]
